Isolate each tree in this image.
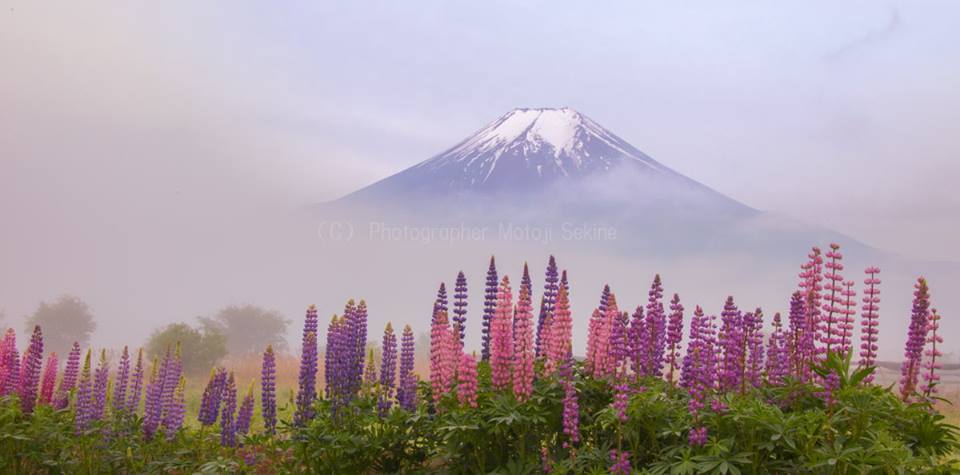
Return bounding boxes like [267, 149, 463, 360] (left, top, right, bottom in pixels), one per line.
[25, 295, 96, 356]
[146, 322, 226, 375]
[199, 305, 290, 355]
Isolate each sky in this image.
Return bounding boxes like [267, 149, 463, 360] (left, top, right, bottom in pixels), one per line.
[1, 1, 958, 353]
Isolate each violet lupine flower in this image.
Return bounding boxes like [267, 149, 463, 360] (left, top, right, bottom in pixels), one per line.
[453, 271, 468, 345]
[799, 247, 824, 364]
[536, 255, 559, 357]
[125, 348, 144, 414]
[859, 267, 881, 383]
[628, 306, 646, 378]
[612, 382, 630, 422]
[1, 329, 19, 396]
[559, 353, 580, 448]
[166, 375, 186, 440]
[689, 426, 708, 447]
[607, 308, 629, 377]
[324, 315, 338, 399]
[922, 308, 943, 399]
[143, 355, 165, 439]
[261, 345, 277, 434]
[609, 449, 631, 475]
[112, 346, 130, 415]
[457, 352, 478, 408]
[838, 280, 857, 357]
[816, 370, 840, 407]
[481, 256, 498, 362]
[397, 325, 417, 411]
[54, 342, 81, 410]
[544, 284, 573, 376]
[435, 282, 449, 315]
[821, 243, 845, 355]
[900, 277, 931, 401]
[718, 297, 744, 392]
[679, 306, 704, 389]
[363, 348, 378, 393]
[513, 283, 535, 401]
[744, 308, 765, 390]
[379, 323, 397, 414]
[237, 381, 255, 436]
[765, 313, 789, 386]
[91, 349, 110, 422]
[599, 284, 612, 314]
[645, 275, 667, 378]
[161, 345, 183, 435]
[430, 308, 455, 404]
[19, 325, 44, 413]
[352, 300, 369, 398]
[74, 350, 93, 434]
[786, 291, 807, 381]
[490, 276, 514, 391]
[39, 352, 57, 406]
[295, 331, 318, 425]
[665, 294, 684, 384]
[221, 372, 238, 447]
[198, 367, 226, 426]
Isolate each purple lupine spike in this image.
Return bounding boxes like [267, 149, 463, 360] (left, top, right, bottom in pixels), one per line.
[1, 329, 19, 396]
[126, 348, 144, 415]
[816, 369, 840, 406]
[324, 315, 337, 399]
[236, 381, 255, 436]
[689, 426, 708, 447]
[166, 375, 186, 440]
[607, 308, 629, 376]
[112, 346, 130, 415]
[261, 345, 277, 434]
[91, 349, 110, 421]
[198, 367, 226, 426]
[680, 306, 703, 389]
[352, 300, 369, 399]
[859, 267, 881, 383]
[645, 275, 667, 378]
[718, 296, 744, 392]
[54, 341, 81, 410]
[665, 294, 684, 385]
[220, 372, 238, 447]
[765, 313, 789, 385]
[143, 355, 165, 439]
[435, 283, 448, 315]
[294, 330, 318, 425]
[19, 325, 44, 413]
[744, 308, 765, 390]
[900, 277, 931, 400]
[609, 449, 631, 475]
[799, 247, 824, 366]
[74, 349, 93, 434]
[559, 351, 579, 448]
[482, 256, 498, 362]
[363, 348, 378, 393]
[536, 256, 559, 358]
[397, 325, 417, 411]
[453, 272, 468, 345]
[922, 308, 944, 399]
[786, 291, 807, 381]
[161, 344, 183, 435]
[378, 323, 397, 414]
[38, 352, 58, 406]
[628, 306, 646, 378]
[838, 280, 857, 358]
[821, 243, 845, 355]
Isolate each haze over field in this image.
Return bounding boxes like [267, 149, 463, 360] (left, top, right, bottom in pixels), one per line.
[1, 1, 958, 360]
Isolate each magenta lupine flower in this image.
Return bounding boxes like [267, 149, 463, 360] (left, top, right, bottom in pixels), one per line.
[816, 370, 840, 407]
[430, 309, 455, 404]
[607, 307, 629, 377]
[586, 308, 603, 376]
[54, 341, 81, 410]
[922, 308, 943, 399]
[786, 291, 807, 381]
[612, 382, 630, 422]
[143, 356, 163, 439]
[457, 352, 478, 408]
[559, 353, 580, 448]
[19, 325, 44, 413]
[900, 277, 931, 400]
[628, 305, 646, 378]
[799, 247, 824, 364]
[537, 255, 559, 357]
[490, 276, 514, 391]
[821, 243, 846, 355]
[161, 345, 183, 435]
[1, 329, 19, 396]
[545, 285, 573, 375]
[482, 256, 499, 362]
[645, 275, 667, 378]
[859, 267, 881, 383]
[838, 280, 857, 357]
[609, 449, 631, 475]
[112, 346, 130, 415]
[665, 294, 684, 384]
[718, 297, 744, 392]
[74, 350, 93, 434]
[453, 271, 468, 345]
[689, 426, 708, 447]
[261, 345, 277, 433]
[221, 372, 238, 447]
[91, 349, 110, 422]
[594, 294, 619, 378]
[513, 283, 535, 401]
[679, 306, 703, 389]
[397, 325, 417, 411]
[166, 375, 186, 440]
[295, 330, 318, 425]
[38, 352, 57, 406]
[379, 323, 397, 414]
[237, 381, 255, 436]
[198, 367, 226, 426]
[765, 313, 789, 385]
[744, 308, 765, 389]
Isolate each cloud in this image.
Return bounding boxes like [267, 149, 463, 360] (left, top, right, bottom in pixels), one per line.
[823, 7, 901, 63]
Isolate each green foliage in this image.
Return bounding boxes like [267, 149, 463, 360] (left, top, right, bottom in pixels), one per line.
[199, 304, 291, 355]
[146, 322, 227, 374]
[25, 295, 96, 356]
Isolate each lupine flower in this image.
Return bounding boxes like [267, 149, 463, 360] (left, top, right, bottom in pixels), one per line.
[38, 352, 57, 406]
[1, 329, 19, 396]
[143, 356, 163, 439]
[922, 308, 943, 398]
[799, 247, 823, 365]
[19, 325, 44, 413]
[744, 308, 765, 389]
[665, 294, 684, 384]
[166, 375, 186, 439]
[490, 276, 514, 391]
[430, 308, 456, 404]
[126, 348, 144, 414]
[838, 280, 857, 357]
[453, 271, 468, 345]
[295, 330, 318, 424]
[545, 284, 572, 375]
[900, 277, 931, 400]
[608, 308, 629, 376]
[765, 313, 789, 385]
[816, 370, 840, 407]
[786, 291, 807, 381]
[74, 350, 93, 434]
[352, 300, 369, 397]
[628, 306, 646, 378]
[363, 348, 378, 393]
[261, 345, 277, 434]
[612, 382, 630, 422]
[537, 255, 559, 357]
[91, 349, 110, 422]
[710, 398, 728, 413]
[645, 275, 666, 378]
[457, 352, 478, 408]
[609, 449, 631, 475]
[513, 281, 535, 401]
[221, 372, 238, 447]
[718, 296, 744, 392]
[560, 352, 580, 448]
[859, 267, 881, 383]
[482, 256, 498, 361]
[160, 345, 184, 436]
[237, 381, 255, 436]
[586, 308, 603, 376]
[435, 282, 448, 315]
[54, 342, 81, 410]
[822, 243, 845, 355]
[689, 426, 708, 447]
[198, 367, 227, 426]
[397, 325, 417, 411]
[680, 306, 704, 389]
[379, 323, 397, 414]
[112, 346, 130, 415]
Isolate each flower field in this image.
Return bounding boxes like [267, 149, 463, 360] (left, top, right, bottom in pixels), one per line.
[1, 245, 957, 474]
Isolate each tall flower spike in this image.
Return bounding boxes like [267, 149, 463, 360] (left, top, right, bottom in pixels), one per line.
[482, 256, 498, 361]
[198, 367, 226, 426]
[165, 375, 186, 440]
[765, 313, 789, 385]
[645, 275, 666, 378]
[19, 325, 44, 413]
[859, 267, 881, 383]
[453, 271, 468, 345]
[822, 243, 845, 355]
[430, 309, 455, 405]
[112, 346, 130, 415]
[143, 356, 163, 439]
[745, 308, 765, 389]
[490, 275, 514, 391]
[220, 372, 238, 447]
[513, 281, 535, 401]
[838, 280, 857, 357]
[161, 344, 184, 434]
[900, 277, 931, 400]
[537, 255, 559, 358]
[559, 351, 579, 448]
[799, 247, 824, 365]
[91, 349, 110, 421]
[718, 296, 744, 392]
[126, 348, 144, 414]
[363, 348, 378, 392]
[379, 323, 397, 414]
[38, 352, 58, 406]
[74, 349, 93, 434]
[54, 342, 81, 410]
[261, 345, 277, 434]
[1, 329, 19, 396]
[457, 352, 478, 408]
[295, 330, 318, 425]
[665, 294, 684, 385]
[545, 283, 572, 375]
[397, 325, 417, 411]
[237, 381, 255, 436]
[922, 308, 943, 399]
